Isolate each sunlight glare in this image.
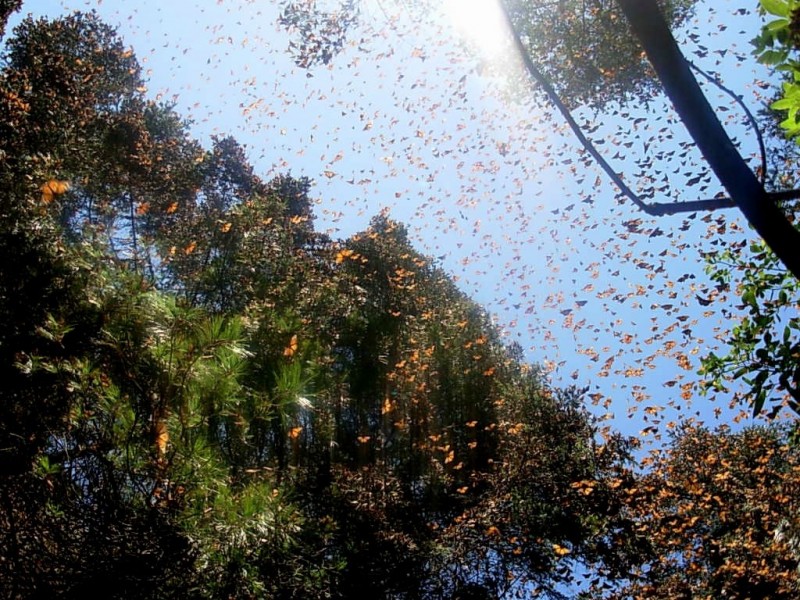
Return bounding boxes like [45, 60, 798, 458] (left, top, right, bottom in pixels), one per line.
[443, 0, 509, 60]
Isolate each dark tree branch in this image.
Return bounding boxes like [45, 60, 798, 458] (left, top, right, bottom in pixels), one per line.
[498, 1, 782, 222]
[646, 190, 800, 215]
[618, 0, 800, 280]
[646, 197, 735, 215]
[500, 1, 800, 253]
[498, 1, 655, 215]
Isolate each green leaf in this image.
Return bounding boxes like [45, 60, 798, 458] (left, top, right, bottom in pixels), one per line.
[759, 48, 790, 66]
[773, 98, 798, 111]
[767, 17, 790, 32]
[752, 390, 767, 417]
[761, 0, 791, 17]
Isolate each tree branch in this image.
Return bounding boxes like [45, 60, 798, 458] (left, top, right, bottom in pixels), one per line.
[498, 1, 798, 222]
[646, 190, 800, 215]
[498, 1, 656, 215]
[618, 0, 800, 280]
[688, 61, 767, 185]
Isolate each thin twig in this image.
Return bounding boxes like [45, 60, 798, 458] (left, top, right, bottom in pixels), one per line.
[689, 61, 767, 185]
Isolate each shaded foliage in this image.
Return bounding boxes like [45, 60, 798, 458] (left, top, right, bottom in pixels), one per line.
[608, 423, 800, 599]
[701, 238, 800, 418]
[279, 0, 360, 69]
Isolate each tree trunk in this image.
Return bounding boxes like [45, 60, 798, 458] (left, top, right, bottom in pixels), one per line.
[617, 0, 800, 280]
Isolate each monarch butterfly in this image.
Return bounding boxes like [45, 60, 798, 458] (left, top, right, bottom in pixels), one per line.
[283, 334, 298, 357]
[40, 179, 69, 203]
[154, 420, 169, 455]
[334, 248, 354, 264]
[552, 544, 571, 557]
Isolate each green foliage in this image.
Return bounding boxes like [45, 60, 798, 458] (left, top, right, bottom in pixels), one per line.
[754, 0, 800, 138]
[701, 239, 800, 417]
[696, 7, 800, 421]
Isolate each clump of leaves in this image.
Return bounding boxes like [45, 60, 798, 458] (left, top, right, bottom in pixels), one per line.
[700, 239, 800, 417]
[279, 0, 360, 69]
[753, 0, 800, 138]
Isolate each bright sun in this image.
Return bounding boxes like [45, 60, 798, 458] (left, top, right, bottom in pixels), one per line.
[443, 0, 509, 59]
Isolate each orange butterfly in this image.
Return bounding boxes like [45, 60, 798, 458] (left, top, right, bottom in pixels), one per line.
[154, 420, 169, 455]
[335, 248, 354, 264]
[283, 334, 298, 357]
[40, 179, 69, 203]
[553, 544, 571, 557]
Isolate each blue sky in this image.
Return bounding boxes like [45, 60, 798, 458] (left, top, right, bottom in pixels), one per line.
[9, 0, 788, 444]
